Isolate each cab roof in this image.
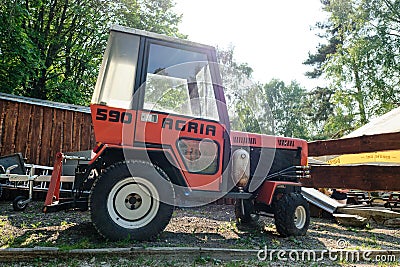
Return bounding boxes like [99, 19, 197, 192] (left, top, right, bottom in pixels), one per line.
[110, 25, 215, 51]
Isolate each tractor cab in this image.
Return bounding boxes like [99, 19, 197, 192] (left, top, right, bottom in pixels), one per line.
[90, 25, 231, 191]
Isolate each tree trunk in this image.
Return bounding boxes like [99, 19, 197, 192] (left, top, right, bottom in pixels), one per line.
[352, 60, 367, 125]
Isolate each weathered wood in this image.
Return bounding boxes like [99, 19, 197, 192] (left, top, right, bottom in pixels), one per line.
[63, 111, 74, 153]
[0, 100, 7, 152]
[333, 214, 368, 227]
[89, 116, 96, 147]
[302, 165, 400, 191]
[337, 206, 400, 224]
[0, 246, 399, 262]
[80, 114, 91, 151]
[2, 102, 19, 154]
[28, 105, 44, 164]
[0, 246, 260, 262]
[14, 103, 32, 157]
[51, 109, 63, 157]
[39, 107, 54, 165]
[308, 132, 400, 157]
[72, 112, 83, 152]
[0, 96, 95, 166]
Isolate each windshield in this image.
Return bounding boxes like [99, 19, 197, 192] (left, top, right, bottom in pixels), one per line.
[143, 43, 219, 121]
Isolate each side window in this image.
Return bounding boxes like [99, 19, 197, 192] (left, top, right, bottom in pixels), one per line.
[144, 44, 219, 121]
[177, 138, 219, 174]
[92, 32, 140, 109]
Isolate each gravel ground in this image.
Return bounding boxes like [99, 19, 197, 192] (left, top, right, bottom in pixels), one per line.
[0, 200, 399, 266]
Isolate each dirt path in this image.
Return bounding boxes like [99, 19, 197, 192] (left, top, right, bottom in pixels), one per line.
[0, 201, 399, 266]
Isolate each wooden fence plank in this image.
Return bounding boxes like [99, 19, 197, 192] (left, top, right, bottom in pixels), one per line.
[28, 105, 44, 165]
[2, 102, 19, 154]
[72, 112, 82, 152]
[14, 103, 32, 158]
[63, 111, 74, 153]
[0, 100, 8, 154]
[80, 114, 92, 151]
[50, 109, 63, 156]
[87, 113, 96, 148]
[39, 107, 54, 165]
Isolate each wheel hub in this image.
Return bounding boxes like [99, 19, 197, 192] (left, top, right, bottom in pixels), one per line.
[294, 205, 307, 229]
[125, 193, 142, 209]
[107, 177, 160, 229]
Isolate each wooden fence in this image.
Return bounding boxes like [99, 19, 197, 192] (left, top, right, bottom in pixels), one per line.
[0, 93, 95, 166]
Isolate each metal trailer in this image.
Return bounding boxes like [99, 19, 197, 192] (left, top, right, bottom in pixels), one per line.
[0, 152, 90, 211]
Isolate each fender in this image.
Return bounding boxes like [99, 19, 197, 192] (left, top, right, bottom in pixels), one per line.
[89, 144, 188, 188]
[256, 181, 302, 205]
[89, 144, 174, 164]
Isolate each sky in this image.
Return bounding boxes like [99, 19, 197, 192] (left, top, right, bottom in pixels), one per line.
[173, 0, 328, 89]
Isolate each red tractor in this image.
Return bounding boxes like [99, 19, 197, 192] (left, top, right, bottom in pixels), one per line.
[44, 25, 310, 241]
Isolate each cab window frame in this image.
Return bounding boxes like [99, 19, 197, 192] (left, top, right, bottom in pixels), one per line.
[136, 38, 221, 122]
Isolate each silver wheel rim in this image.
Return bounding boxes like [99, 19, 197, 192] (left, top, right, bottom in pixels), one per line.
[18, 201, 25, 209]
[294, 206, 307, 229]
[107, 177, 159, 229]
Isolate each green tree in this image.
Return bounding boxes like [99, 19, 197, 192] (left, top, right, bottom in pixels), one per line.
[305, 0, 400, 138]
[218, 47, 311, 138]
[263, 79, 310, 139]
[216, 46, 271, 134]
[303, 87, 335, 139]
[0, 0, 183, 105]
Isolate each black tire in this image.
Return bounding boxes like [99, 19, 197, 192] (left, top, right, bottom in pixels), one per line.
[234, 199, 259, 226]
[89, 160, 175, 241]
[13, 196, 28, 211]
[273, 192, 310, 237]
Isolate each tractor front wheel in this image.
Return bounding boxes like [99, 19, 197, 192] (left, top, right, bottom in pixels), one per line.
[89, 160, 174, 241]
[273, 192, 310, 237]
[234, 199, 259, 226]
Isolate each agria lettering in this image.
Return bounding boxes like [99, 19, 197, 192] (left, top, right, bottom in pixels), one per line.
[162, 118, 216, 136]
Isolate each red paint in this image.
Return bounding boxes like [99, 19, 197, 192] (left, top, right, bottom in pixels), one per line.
[91, 104, 136, 146]
[44, 152, 64, 208]
[256, 181, 302, 205]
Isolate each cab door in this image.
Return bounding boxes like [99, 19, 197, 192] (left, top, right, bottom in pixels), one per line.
[134, 40, 229, 191]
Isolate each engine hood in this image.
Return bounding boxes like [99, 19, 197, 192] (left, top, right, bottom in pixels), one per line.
[230, 131, 308, 165]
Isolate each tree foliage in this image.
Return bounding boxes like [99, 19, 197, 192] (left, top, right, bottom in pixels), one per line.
[3, 0, 399, 141]
[304, 0, 400, 138]
[263, 79, 310, 139]
[217, 46, 272, 134]
[217, 47, 312, 139]
[218, 0, 400, 140]
[0, 0, 183, 105]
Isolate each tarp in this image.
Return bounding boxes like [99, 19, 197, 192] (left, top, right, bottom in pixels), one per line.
[325, 106, 400, 165]
[345, 106, 400, 138]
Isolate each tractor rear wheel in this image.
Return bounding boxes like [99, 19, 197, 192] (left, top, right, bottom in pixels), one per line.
[273, 192, 310, 237]
[89, 160, 174, 241]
